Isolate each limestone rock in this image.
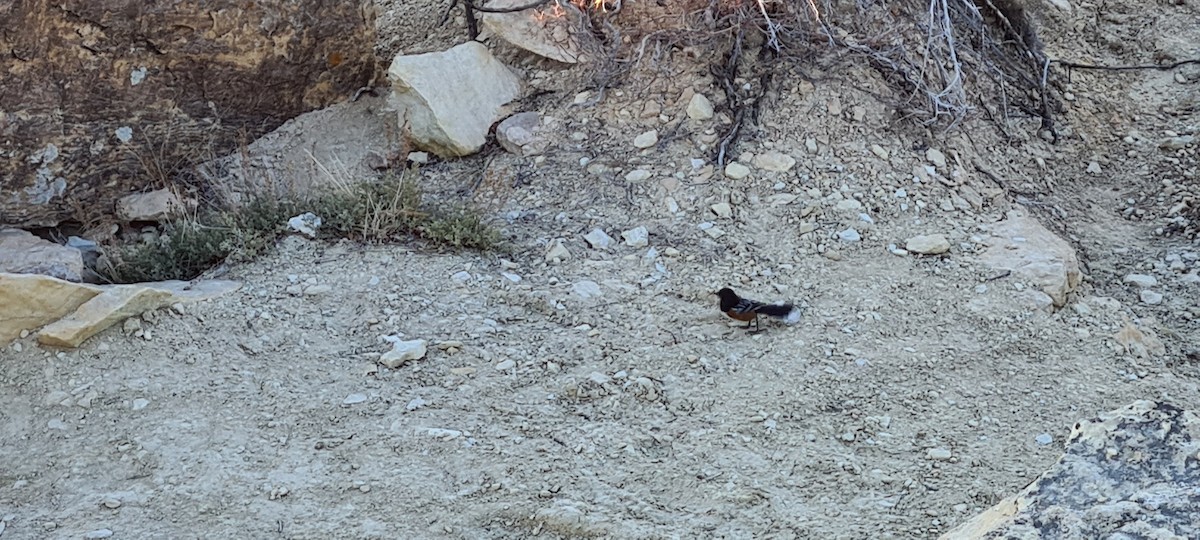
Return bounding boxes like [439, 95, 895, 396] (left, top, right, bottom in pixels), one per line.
[686, 94, 715, 120]
[583, 228, 615, 250]
[496, 112, 550, 156]
[37, 286, 174, 347]
[116, 189, 184, 222]
[34, 279, 241, 347]
[0, 229, 85, 282]
[621, 226, 649, 248]
[380, 338, 428, 368]
[724, 162, 751, 179]
[978, 210, 1082, 308]
[633, 130, 658, 149]
[906, 234, 951, 255]
[288, 212, 322, 238]
[387, 42, 522, 157]
[0, 273, 102, 346]
[752, 151, 796, 172]
[479, 0, 588, 63]
[940, 401, 1200, 540]
[0, 0, 376, 228]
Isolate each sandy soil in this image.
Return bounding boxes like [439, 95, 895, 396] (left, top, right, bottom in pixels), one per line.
[1, 1, 1198, 539]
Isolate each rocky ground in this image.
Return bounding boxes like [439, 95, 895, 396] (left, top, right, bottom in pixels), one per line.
[2, 0, 1199, 539]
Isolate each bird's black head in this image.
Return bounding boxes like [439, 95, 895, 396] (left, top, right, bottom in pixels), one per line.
[715, 287, 739, 309]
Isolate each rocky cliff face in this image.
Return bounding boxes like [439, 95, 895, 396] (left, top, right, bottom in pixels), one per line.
[0, 0, 378, 228]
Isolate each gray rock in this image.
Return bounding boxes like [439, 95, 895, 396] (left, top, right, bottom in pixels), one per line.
[1035, 433, 1053, 446]
[1140, 290, 1164, 305]
[724, 162, 751, 179]
[1123, 273, 1158, 288]
[940, 401, 1200, 540]
[117, 189, 185, 222]
[710, 202, 733, 219]
[387, 42, 522, 157]
[633, 130, 658, 149]
[380, 338, 428, 368]
[624, 169, 652, 182]
[287, 212, 322, 238]
[132, 398, 150, 411]
[926, 148, 947, 168]
[752, 151, 796, 172]
[495, 359, 515, 370]
[343, 393, 368, 405]
[545, 239, 572, 262]
[927, 447, 953, 461]
[0, 228, 84, 282]
[479, 0, 588, 63]
[621, 226, 649, 248]
[686, 93, 714, 120]
[84, 530, 114, 539]
[583, 228, 615, 250]
[495, 112, 549, 156]
[572, 280, 602, 299]
[906, 234, 951, 255]
[838, 229, 862, 242]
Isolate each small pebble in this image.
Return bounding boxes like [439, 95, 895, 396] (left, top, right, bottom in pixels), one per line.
[838, 229, 862, 242]
[132, 398, 150, 411]
[1140, 290, 1163, 305]
[495, 359, 515, 371]
[343, 393, 368, 405]
[927, 447, 953, 461]
[1035, 433, 1053, 446]
[85, 530, 114, 539]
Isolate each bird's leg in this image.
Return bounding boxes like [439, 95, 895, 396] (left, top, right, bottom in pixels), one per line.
[747, 315, 762, 334]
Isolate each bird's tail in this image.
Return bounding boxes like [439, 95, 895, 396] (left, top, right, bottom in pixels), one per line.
[757, 304, 802, 324]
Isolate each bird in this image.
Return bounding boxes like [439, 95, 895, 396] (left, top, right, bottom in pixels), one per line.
[714, 287, 802, 333]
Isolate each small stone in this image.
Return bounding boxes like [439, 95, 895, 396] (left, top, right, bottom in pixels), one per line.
[686, 93, 714, 120]
[1086, 161, 1102, 175]
[495, 359, 515, 370]
[451, 271, 472, 283]
[287, 212, 322, 238]
[633, 130, 658, 149]
[545, 239, 572, 262]
[572, 280, 603, 299]
[838, 229, 861, 242]
[380, 338, 428, 368]
[1139, 290, 1163, 305]
[724, 162, 751, 179]
[870, 145, 890, 160]
[768, 194, 797, 206]
[303, 284, 332, 295]
[927, 447, 953, 461]
[1123, 274, 1158, 288]
[449, 367, 477, 376]
[624, 169, 652, 182]
[926, 148, 947, 168]
[406, 397, 427, 411]
[85, 530, 114, 539]
[752, 151, 796, 172]
[1035, 433, 1053, 446]
[407, 151, 430, 164]
[906, 234, 951, 255]
[343, 393, 368, 405]
[621, 226, 649, 248]
[588, 371, 611, 385]
[47, 419, 67, 430]
[102, 498, 122, 509]
[132, 398, 150, 411]
[583, 228, 614, 249]
[841, 431, 856, 442]
[710, 202, 733, 219]
[835, 199, 863, 211]
[805, 138, 818, 153]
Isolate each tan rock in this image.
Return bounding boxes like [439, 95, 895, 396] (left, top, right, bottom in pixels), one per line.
[978, 210, 1082, 308]
[0, 273, 102, 346]
[116, 189, 184, 222]
[941, 400, 1199, 540]
[0, 228, 85, 282]
[496, 112, 549, 156]
[387, 42, 522, 158]
[906, 234, 951, 255]
[751, 151, 796, 172]
[686, 93, 714, 121]
[35, 279, 242, 348]
[38, 286, 174, 347]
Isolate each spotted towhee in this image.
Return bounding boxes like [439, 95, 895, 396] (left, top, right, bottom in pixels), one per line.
[715, 287, 802, 333]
